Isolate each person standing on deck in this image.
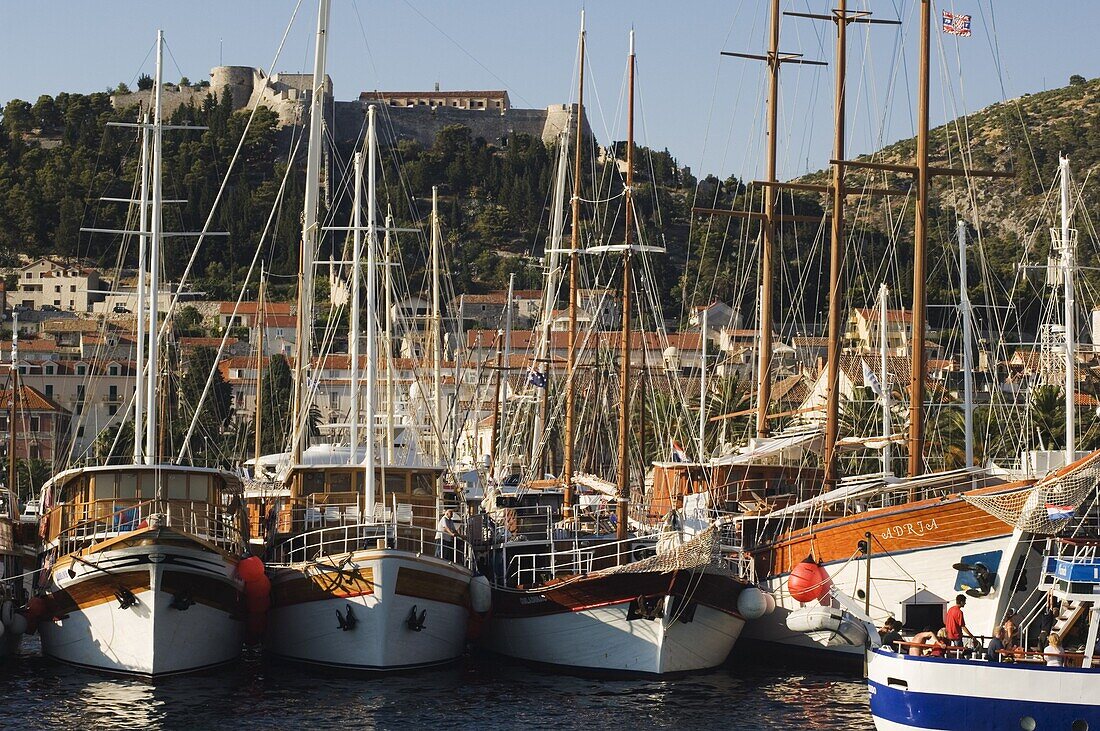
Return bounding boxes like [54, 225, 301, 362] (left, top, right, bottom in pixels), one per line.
[435, 508, 461, 559]
[944, 594, 974, 647]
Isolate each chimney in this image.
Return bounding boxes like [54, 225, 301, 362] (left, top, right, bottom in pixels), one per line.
[434, 81, 440, 92]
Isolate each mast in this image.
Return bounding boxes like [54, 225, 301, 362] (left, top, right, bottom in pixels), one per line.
[755, 0, 781, 439]
[879, 284, 891, 476]
[349, 151, 363, 464]
[431, 186, 443, 463]
[957, 220, 975, 467]
[615, 29, 636, 541]
[8, 318, 18, 495]
[292, 0, 330, 465]
[562, 11, 585, 518]
[253, 264, 266, 467]
[384, 207, 396, 462]
[534, 130, 570, 473]
[489, 330, 503, 480]
[144, 30, 164, 466]
[698, 305, 707, 460]
[907, 0, 932, 477]
[1059, 155, 1076, 464]
[134, 111, 150, 462]
[501, 273, 515, 470]
[822, 0, 848, 487]
[365, 105, 378, 507]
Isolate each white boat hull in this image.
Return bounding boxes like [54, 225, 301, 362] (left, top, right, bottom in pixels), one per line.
[743, 533, 1035, 658]
[483, 597, 744, 674]
[39, 542, 243, 676]
[265, 550, 472, 670]
[867, 647, 1100, 730]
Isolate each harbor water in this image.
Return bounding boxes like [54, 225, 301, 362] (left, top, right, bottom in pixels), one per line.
[2, 637, 872, 730]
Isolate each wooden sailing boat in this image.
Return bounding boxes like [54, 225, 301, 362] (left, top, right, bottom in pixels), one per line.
[261, 0, 476, 670]
[33, 32, 247, 676]
[667, 0, 1049, 661]
[481, 23, 756, 675]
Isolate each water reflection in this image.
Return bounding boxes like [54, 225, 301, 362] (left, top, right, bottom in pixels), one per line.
[6, 638, 873, 730]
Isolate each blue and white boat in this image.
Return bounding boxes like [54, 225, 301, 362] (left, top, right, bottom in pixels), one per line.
[867, 535, 1100, 731]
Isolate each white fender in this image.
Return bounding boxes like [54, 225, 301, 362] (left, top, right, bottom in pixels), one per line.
[737, 587, 769, 620]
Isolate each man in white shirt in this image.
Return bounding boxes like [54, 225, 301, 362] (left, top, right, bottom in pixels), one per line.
[435, 509, 460, 558]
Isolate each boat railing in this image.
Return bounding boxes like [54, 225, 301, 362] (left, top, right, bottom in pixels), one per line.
[268, 518, 473, 569]
[53, 499, 244, 555]
[504, 533, 659, 587]
[486, 504, 556, 544]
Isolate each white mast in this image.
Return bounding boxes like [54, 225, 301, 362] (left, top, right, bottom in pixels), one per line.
[384, 207, 396, 462]
[879, 283, 891, 476]
[291, 0, 330, 465]
[531, 130, 570, 466]
[698, 306, 708, 460]
[957, 219, 975, 467]
[1059, 155, 1076, 464]
[134, 111, 150, 462]
[431, 186, 443, 463]
[364, 105, 378, 507]
[143, 30, 164, 467]
[501, 272, 515, 470]
[349, 151, 362, 464]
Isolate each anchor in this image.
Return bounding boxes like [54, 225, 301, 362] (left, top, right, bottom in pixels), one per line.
[169, 591, 194, 611]
[115, 586, 138, 610]
[406, 605, 427, 632]
[336, 604, 357, 631]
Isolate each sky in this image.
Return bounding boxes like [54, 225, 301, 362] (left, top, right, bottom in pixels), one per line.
[1, 1, 1097, 181]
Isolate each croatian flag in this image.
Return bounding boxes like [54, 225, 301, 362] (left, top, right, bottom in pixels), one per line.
[527, 368, 547, 389]
[672, 440, 690, 463]
[942, 11, 972, 37]
[1046, 504, 1075, 522]
[862, 359, 883, 397]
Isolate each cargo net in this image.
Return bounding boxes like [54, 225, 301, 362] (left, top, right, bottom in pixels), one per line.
[962, 453, 1100, 534]
[595, 524, 736, 577]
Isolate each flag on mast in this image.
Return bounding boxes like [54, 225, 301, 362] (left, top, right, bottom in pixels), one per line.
[942, 11, 972, 37]
[671, 440, 690, 463]
[862, 359, 883, 398]
[527, 368, 547, 389]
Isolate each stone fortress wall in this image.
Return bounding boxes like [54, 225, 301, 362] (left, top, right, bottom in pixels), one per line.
[113, 65, 583, 147]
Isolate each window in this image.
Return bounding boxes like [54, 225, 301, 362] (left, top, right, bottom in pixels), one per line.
[76, 384, 85, 400]
[44, 364, 54, 375]
[70, 285, 76, 292]
[108, 405, 117, 416]
[44, 385, 53, 398]
[165, 473, 188, 500]
[385, 472, 407, 495]
[108, 365, 119, 376]
[77, 426, 84, 438]
[29, 416, 40, 432]
[93, 474, 116, 500]
[76, 365, 87, 376]
[118, 473, 138, 499]
[189, 475, 210, 501]
[412, 473, 435, 496]
[0, 416, 6, 431]
[29, 445, 38, 460]
[329, 391, 340, 410]
[54, 286, 60, 293]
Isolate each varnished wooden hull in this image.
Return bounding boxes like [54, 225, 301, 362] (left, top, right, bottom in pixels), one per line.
[742, 483, 1039, 656]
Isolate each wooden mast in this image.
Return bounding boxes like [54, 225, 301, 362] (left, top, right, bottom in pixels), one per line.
[615, 30, 636, 541]
[562, 12, 585, 519]
[253, 265, 265, 466]
[907, 0, 932, 477]
[788, 3, 898, 487]
[756, 0, 781, 440]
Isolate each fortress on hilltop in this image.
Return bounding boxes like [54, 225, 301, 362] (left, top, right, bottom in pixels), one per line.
[112, 67, 585, 147]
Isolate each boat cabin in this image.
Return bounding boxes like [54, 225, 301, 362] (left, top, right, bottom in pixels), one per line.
[40, 465, 243, 554]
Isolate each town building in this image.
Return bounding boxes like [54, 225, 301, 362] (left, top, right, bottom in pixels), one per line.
[14, 258, 106, 312]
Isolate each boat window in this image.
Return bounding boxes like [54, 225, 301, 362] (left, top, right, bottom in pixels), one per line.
[165, 473, 188, 500]
[328, 471, 352, 493]
[301, 471, 325, 497]
[138, 472, 155, 499]
[189, 475, 210, 501]
[118, 473, 138, 499]
[94, 475, 117, 500]
[385, 472, 407, 495]
[412, 473, 435, 496]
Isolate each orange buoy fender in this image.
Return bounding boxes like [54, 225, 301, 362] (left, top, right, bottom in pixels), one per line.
[237, 556, 265, 583]
[787, 557, 831, 603]
[24, 596, 47, 634]
[238, 556, 270, 645]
